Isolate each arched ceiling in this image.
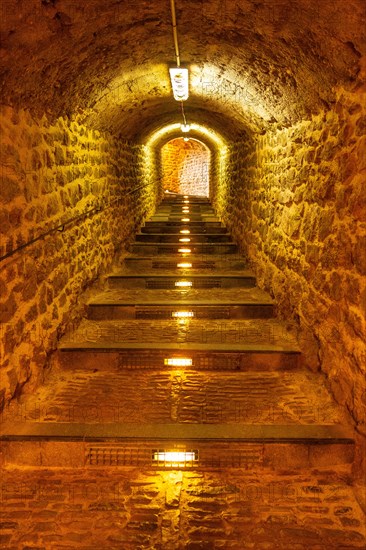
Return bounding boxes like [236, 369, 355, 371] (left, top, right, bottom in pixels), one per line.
[0, 0, 365, 140]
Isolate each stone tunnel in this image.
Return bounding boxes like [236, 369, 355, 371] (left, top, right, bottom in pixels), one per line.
[0, 0, 365, 548]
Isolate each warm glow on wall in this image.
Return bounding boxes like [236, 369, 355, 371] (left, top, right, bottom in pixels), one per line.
[164, 357, 192, 367]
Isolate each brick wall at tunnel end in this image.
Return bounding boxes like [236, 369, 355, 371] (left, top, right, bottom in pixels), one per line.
[0, 106, 159, 408]
[161, 138, 210, 196]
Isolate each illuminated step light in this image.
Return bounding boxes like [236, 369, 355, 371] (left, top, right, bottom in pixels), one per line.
[181, 124, 191, 133]
[175, 281, 192, 287]
[172, 311, 194, 318]
[184, 195, 189, 199]
[152, 450, 197, 465]
[181, 218, 190, 222]
[180, 229, 190, 234]
[177, 262, 192, 268]
[182, 208, 190, 212]
[169, 67, 189, 101]
[164, 357, 193, 367]
[183, 200, 190, 204]
[179, 238, 191, 242]
[178, 248, 191, 253]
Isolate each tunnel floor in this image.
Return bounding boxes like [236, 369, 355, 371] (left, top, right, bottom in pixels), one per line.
[1, 195, 365, 549]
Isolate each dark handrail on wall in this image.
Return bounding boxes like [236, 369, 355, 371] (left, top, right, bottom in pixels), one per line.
[0, 181, 159, 265]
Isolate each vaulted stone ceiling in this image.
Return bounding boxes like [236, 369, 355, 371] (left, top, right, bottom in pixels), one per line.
[0, 0, 365, 140]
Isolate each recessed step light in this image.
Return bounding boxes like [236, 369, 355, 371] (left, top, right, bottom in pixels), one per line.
[177, 262, 192, 268]
[178, 248, 191, 253]
[172, 311, 194, 318]
[179, 238, 191, 242]
[174, 281, 192, 287]
[164, 357, 193, 367]
[181, 218, 190, 222]
[152, 450, 198, 466]
[180, 229, 190, 234]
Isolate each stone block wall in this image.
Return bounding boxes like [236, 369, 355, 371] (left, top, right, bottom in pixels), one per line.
[213, 88, 366, 436]
[0, 106, 158, 408]
[161, 138, 210, 196]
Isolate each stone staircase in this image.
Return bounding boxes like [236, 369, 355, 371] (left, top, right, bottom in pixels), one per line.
[1, 194, 364, 549]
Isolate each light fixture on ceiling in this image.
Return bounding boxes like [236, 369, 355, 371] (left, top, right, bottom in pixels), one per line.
[169, 68, 189, 101]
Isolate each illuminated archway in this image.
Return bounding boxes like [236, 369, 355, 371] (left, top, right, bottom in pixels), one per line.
[161, 138, 210, 196]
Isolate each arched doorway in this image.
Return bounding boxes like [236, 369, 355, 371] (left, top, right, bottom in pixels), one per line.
[161, 137, 210, 196]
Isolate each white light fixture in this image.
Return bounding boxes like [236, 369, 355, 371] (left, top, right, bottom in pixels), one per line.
[152, 450, 197, 465]
[172, 311, 194, 318]
[181, 124, 190, 133]
[175, 280, 192, 287]
[177, 262, 192, 268]
[164, 357, 192, 367]
[178, 248, 191, 254]
[179, 238, 191, 242]
[181, 218, 190, 222]
[180, 229, 190, 234]
[169, 68, 189, 101]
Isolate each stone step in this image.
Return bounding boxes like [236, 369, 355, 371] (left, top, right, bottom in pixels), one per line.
[124, 253, 248, 271]
[130, 242, 238, 255]
[160, 202, 211, 207]
[142, 224, 228, 234]
[0, 422, 355, 470]
[56, 317, 301, 370]
[155, 210, 216, 216]
[135, 232, 232, 243]
[156, 204, 214, 210]
[143, 221, 225, 230]
[150, 217, 220, 223]
[87, 287, 274, 319]
[162, 197, 210, 203]
[3, 368, 347, 426]
[107, 273, 257, 289]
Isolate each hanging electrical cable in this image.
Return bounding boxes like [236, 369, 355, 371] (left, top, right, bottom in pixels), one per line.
[169, 0, 190, 134]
